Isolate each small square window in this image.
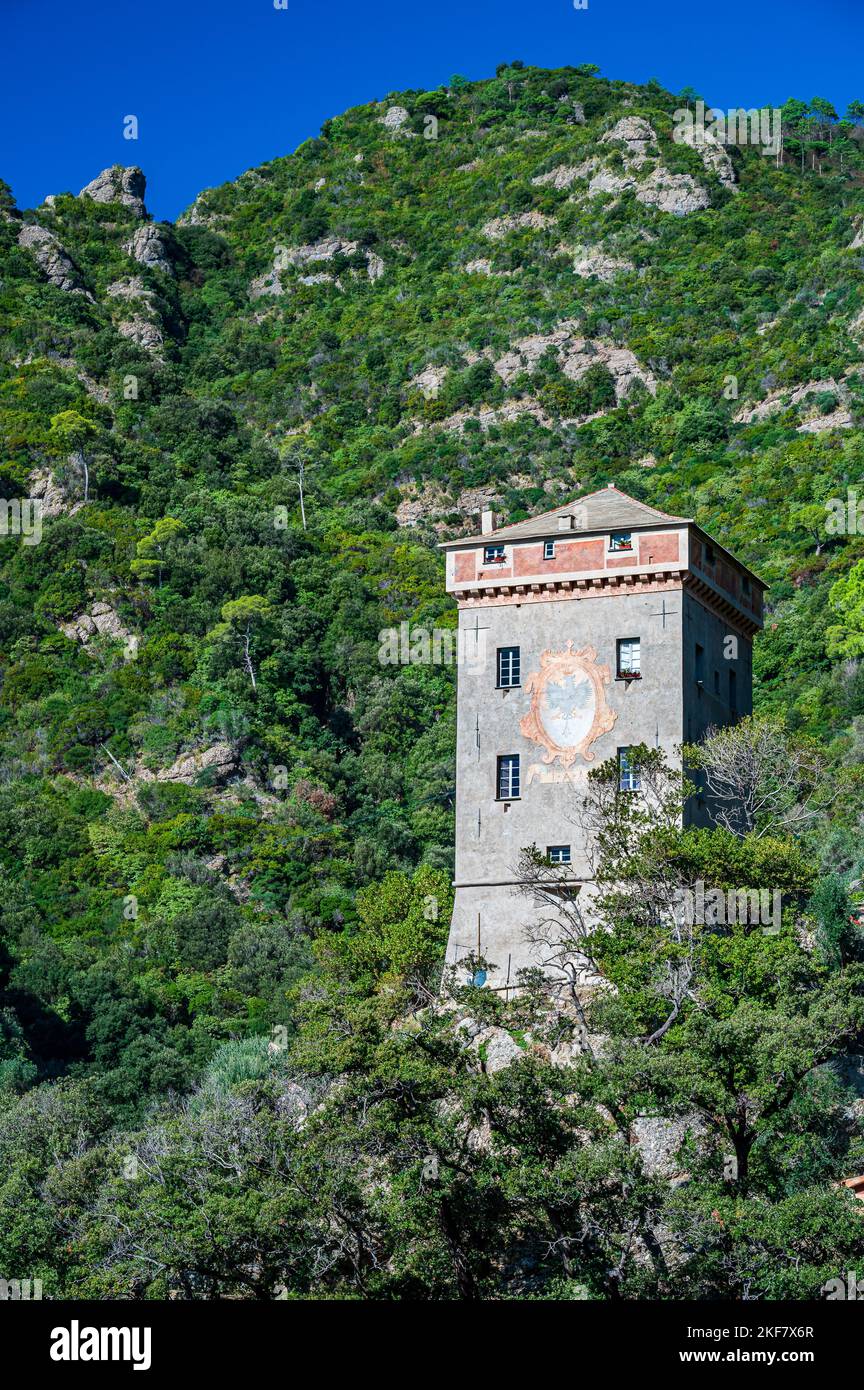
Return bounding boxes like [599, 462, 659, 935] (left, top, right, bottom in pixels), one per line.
[695, 643, 705, 684]
[618, 747, 640, 792]
[497, 646, 521, 688]
[483, 544, 505, 565]
[547, 845, 571, 865]
[543, 539, 556, 560]
[617, 637, 641, 679]
[609, 531, 633, 552]
[497, 754, 520, 800]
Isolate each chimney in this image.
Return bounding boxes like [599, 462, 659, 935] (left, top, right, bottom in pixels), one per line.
[481, 508, 495, 535]
[558, 514, 575, 531]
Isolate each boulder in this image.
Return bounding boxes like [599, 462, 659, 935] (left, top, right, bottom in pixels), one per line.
[116, 316, 164, 354]
[79, 166, 146, 217]
[17, 224, 91, 296]
[472, 1026, 525, 1073]
[106, 275, 155, 303]
[380, 105, 413, 135]
[124, 224, 172, 274]
[481, 209, 556, 240]
[28, 468, 68, 518]
[60, 603, 134, 654]
[150, 741, 236, 786]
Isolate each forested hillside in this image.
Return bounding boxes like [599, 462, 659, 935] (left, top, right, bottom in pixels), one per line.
[3, 63, 864, 1299]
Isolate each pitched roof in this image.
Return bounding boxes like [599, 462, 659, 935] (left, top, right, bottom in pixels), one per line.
[439, 484, 690, 547]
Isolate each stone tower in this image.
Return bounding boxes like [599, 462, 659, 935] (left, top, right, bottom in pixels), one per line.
[441, 485, 764, 989]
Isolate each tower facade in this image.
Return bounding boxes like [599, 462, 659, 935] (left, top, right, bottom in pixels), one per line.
[442, 485, 764, 988]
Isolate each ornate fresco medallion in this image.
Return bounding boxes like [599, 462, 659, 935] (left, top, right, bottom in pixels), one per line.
[519, 642, 616, 768]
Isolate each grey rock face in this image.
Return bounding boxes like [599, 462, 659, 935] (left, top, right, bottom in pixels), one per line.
[106, 275, 154, 303]
[28, 468, 68, 518]
[116, 315, 164, 355]
[146, 742, 236, 786]
[79, 166, 147, 218]
[471, 1026, 525, 1073]
[380, 105, 414, 135]
[124, 224, 172, 274]
[17, 224, 91, 296]
[61, 602, 134, 654]
[631, 1114, 706, 1178]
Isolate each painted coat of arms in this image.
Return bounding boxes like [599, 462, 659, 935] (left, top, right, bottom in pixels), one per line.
[520, 642, 617, 767]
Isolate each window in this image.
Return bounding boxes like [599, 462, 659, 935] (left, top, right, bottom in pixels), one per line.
[497, 754, 520, 800]
[714, 669, 720, 695]
[695, 643, 704, 685]
[497, 646, 521, 688]
[483, 544, 505, 565]
[618, 747, 640, 792]
[617, 637, 641, 679]
[543, 539, 556, 560]
[729, 669, 737, 713]
[547, 845, 571, 865]
[609, 531, 633, 552]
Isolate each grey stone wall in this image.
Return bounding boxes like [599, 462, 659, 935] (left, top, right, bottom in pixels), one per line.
[450, 585, 686, 979]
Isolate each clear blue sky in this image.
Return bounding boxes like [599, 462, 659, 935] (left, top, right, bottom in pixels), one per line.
[3, 0, 862, 222]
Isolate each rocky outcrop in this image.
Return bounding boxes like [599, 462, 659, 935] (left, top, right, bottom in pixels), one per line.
[176, 192, 225, 229]
[28, 468, 69, 518]
[797, 406, 853, 434]
[61, 602, 135, 656]
[677, 125, 737, 188]
[463, 258, 518, 277]
[410, 396, 557, 438]
[407, 364, 449, 399]
[585, 165, 711, 215]
[565, 116, 715, 215]
[637, 168, 711, 215]
[124, 224, 173, 274]
[601, 115, 657, 160]
[492, 321, 657, 399]
[282, 235, 359, 266]
[631, 1114, 706, 1180]
[106, 275, 156, 304]
[17, 225, 92, 297]
[249, 237, 384, 299]
[380, 105, 414, 136]
[139, 742, 236, 786]
[481, 210, 556, 239]
[532, 162, 594, 190]
[116, 315, 164, 355]
[78, 166, 147, 217]
[569, 246, 635, 281]
[469, 1026, 525, 1073]
[735, 377, 854, 430]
